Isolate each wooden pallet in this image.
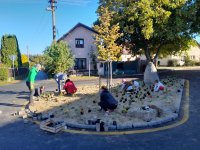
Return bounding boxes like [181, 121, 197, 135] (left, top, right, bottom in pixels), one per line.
[40, 119, 65, 133]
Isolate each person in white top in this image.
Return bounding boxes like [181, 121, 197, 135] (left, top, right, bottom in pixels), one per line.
[132, 80, 139, 91]
[154, 80, 165, 92]
[120, 79, 126, 90]
[120, 79, 133, 92]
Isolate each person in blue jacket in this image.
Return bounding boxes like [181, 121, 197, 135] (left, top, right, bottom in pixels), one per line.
[54, 72, 68, 94]
[98, 85, 118, 112]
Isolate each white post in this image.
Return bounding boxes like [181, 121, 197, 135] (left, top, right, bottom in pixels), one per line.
[9, 55, 16, 80]
[12, 55, 15, 79]
[88, 58, 90, 77]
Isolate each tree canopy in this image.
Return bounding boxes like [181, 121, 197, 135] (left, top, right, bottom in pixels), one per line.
[94, 6, 122, 61]
[97, 0, 200, 61]
[29, 54, 45, 67]
[0, 34, 22, 67]
[43, 41, 74, 76]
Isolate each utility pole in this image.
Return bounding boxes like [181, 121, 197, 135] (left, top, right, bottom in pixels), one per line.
[47, 0, 57, 41]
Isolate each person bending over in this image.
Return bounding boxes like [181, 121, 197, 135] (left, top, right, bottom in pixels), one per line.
[54, 72, 68, 94]
[98, 86, 118, 112]
[26, 64, 41, 108]
[154, 80, 165, 92]
[63, 79, 77, 95]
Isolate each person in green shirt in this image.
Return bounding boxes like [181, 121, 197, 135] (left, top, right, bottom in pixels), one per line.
[26, 64, 41, 108]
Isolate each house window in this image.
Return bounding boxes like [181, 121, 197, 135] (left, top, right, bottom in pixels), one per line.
[74, 58, 86, 70]
[75, 38, 84, 48]
[190, 55, 195, 60]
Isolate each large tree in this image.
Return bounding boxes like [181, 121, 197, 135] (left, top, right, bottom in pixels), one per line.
[43, 41, 74, 76]
[0, 34, 22, 67]
[96, 0, 199, 83]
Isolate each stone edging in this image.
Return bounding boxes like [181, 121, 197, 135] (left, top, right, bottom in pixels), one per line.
[65, 113, 179, 131]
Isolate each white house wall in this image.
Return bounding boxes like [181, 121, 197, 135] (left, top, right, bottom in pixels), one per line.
[62, 26, 97, 70]
[188, 46, 200, 61]
[158, 46, 200, 66]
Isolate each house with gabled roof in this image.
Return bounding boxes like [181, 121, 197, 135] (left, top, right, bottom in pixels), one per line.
[58, 22, 98, 72]
[58, 23, 141, 75]
[58, 22, 200, 76]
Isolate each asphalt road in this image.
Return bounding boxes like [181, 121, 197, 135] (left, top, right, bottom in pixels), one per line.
[0, 69, 200, 150]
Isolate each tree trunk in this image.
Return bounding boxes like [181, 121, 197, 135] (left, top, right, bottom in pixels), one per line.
[144, 47, 151, 62]
[143, 45, 159, 84]
[144, 62, 159, 85]
[153, 45, 162, 67]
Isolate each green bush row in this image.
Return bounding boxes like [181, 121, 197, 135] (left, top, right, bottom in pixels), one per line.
[167, 59, 200, 67]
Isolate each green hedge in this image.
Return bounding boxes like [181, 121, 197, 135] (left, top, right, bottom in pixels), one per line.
[0, 67, 9, 81]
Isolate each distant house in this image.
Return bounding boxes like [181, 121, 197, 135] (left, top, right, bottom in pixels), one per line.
[120, 45, 200, 67]
[157, 45, 200, 66]
[58, 22, 98, 71]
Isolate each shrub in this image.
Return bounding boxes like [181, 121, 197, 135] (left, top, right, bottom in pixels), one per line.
[43, 41, 74, 76]
[184, 59, 196, 66]
[195, 61, 200, 66]
[0, 67, 9, 81]
[167, 59, 178, 67]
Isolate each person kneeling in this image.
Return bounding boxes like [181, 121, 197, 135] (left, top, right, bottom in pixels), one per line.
[63, 79, 77, 95]
[98, 86, 118, 112]
[154, 80, 165, 92]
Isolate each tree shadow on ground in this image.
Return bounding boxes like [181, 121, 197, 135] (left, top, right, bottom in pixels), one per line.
[0, 102, 24, 107]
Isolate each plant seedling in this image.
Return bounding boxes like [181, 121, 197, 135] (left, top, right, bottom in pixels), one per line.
[80, 108, 84, 115]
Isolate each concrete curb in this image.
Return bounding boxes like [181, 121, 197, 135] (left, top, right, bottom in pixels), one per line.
[63, 112, 179, 131]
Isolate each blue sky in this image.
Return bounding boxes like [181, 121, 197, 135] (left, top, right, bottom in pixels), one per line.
[1, 0, 200, 56]
[0, 0, 98, 55]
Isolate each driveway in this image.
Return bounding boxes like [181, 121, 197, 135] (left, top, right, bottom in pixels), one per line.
[0, 69, 200, 150]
